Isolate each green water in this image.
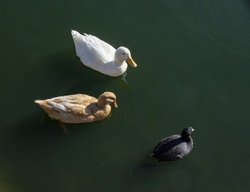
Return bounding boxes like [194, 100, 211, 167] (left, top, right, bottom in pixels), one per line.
[1, 0, 250, 191]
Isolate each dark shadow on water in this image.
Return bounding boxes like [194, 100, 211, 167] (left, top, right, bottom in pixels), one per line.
[0, 110, 113, 191]
[119, 151, 175, 192]
[0, 109, 112, 162]
[243, 0, 250, 8]
[130, 151, 165, 174]
[37, 50, 134, 98]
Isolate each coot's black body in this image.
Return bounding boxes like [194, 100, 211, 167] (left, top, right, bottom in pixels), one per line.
[151, 127, 194, 161]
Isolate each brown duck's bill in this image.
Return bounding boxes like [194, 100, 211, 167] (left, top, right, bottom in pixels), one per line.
[126, 57, 137, 67]
[113, 101, 118, 108]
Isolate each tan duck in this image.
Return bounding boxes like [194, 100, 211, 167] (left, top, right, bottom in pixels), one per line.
[35, 92, 117, 124]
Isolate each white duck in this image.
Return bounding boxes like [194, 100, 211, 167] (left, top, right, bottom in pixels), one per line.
[71, 30, 137, 77]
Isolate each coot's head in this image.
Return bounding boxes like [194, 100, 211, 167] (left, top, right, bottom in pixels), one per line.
[181, 126, 194, 138]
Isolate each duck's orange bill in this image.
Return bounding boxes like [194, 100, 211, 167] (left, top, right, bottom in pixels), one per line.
[126, 57, 137, 67]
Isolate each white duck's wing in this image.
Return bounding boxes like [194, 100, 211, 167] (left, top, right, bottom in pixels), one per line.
[71, 30, 116, 71]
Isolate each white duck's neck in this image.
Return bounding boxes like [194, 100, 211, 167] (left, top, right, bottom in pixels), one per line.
[114, 56, 125, 66]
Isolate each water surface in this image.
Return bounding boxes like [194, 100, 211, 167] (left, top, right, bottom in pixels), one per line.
[1, 0, 250, 191]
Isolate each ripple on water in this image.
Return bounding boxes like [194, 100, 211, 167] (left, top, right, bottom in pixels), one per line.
[202, 0, 250, 57]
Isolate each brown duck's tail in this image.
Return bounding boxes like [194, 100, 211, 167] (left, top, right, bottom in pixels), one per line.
[34, 99, 53, 112]
[34, 99, 43, 105]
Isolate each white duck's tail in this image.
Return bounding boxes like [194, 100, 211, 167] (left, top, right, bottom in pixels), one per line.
[71, 30, 83, 41]
[71, 30, 88, 55]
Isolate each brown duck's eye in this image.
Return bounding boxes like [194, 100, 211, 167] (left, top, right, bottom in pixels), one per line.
[109, 97, 115, 101]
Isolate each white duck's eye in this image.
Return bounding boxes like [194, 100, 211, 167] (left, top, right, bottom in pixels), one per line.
[122, 53, 125, 55]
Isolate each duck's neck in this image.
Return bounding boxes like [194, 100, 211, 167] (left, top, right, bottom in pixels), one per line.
[96, 102, 111, 114]
[114, 56, 125, 66]
[97, 101, 106, 108]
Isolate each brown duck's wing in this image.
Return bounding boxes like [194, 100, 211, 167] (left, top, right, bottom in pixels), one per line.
[47, 94, 97, 116]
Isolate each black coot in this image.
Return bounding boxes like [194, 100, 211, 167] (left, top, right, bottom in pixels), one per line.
[151, 127, 194, 161]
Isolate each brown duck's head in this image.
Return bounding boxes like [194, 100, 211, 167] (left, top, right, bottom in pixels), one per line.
[98, 92, 118, 108]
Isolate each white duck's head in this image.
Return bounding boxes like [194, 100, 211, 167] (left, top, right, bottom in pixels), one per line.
[114, 46, 137, 67]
